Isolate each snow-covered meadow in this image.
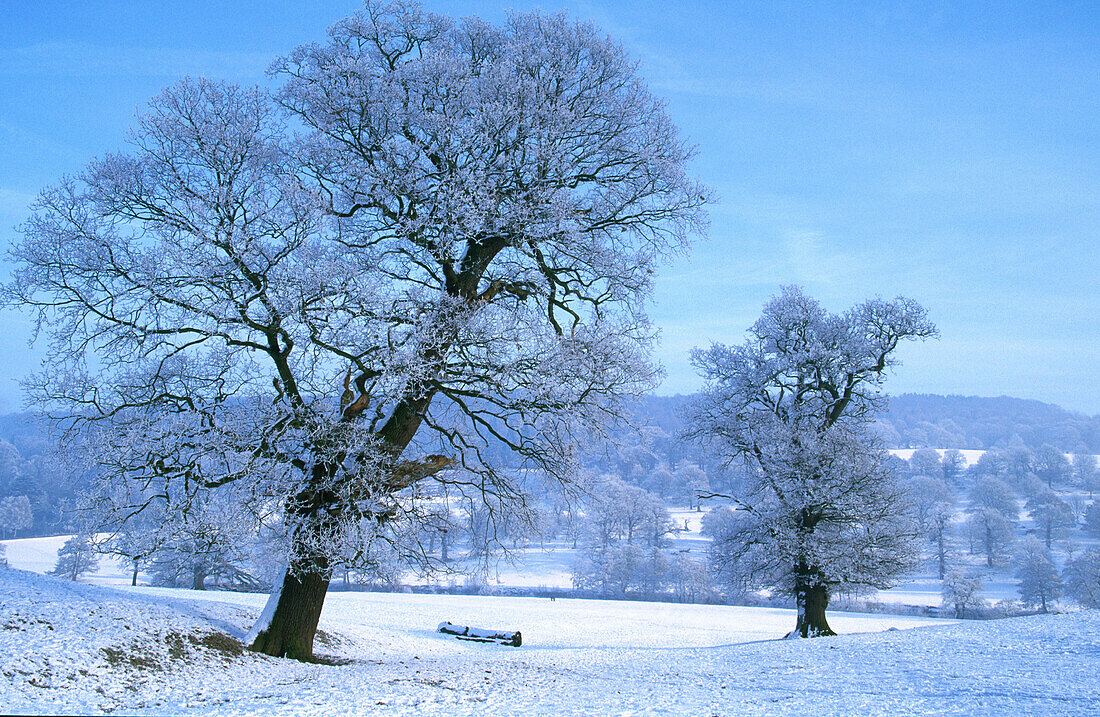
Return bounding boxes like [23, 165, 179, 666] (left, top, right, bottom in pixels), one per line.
[3, 561, 1100, 715]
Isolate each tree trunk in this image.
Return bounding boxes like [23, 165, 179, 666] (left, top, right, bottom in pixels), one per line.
[249, 553, 331, 661]
[248, 372, 442, 661]
[191, 566, 206, 591]
[131, 563, 139, 587]
[793, 583, 835, 637]
[937, 541, 946, 579]
[936, 524, 946, 580]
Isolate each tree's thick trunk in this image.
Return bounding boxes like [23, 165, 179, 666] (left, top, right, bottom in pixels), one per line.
[191, 566, 206, 591]
[247, 354, 445, 661]
[131, 563, 139, 587]
[793, 578, 835, 637]
[249, 551, 331, 661]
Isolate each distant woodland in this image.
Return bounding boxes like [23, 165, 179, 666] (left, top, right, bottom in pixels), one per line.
[0, 393, 1096, 539]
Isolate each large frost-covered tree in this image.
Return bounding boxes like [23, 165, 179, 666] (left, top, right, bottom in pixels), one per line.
[688, 286, 935, 637]
[7, 2, 706, 660]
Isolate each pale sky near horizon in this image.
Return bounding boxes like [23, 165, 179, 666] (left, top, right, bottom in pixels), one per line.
[0, 1, 1096, 414]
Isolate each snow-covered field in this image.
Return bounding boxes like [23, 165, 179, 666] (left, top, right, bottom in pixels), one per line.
[3, 566, 1100, 715]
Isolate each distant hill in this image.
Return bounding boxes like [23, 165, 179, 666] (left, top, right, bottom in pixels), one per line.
[876, 394, 1100, 453]
[638, 393, 1100, 454]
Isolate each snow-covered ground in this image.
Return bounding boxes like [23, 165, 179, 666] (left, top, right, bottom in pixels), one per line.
[5, 566, 1100, 715]
[2, 534, 135, 586]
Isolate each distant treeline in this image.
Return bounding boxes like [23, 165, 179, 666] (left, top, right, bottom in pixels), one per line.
[627, 394, 1100, 454]
[874, 394, 1100, 453]
[0, 393, 1096, 539]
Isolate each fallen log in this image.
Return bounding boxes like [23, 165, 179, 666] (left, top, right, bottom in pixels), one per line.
[437, 621, 522, 647]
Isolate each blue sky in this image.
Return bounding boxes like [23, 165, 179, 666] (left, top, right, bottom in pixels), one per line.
[0, 1, 1097, 414]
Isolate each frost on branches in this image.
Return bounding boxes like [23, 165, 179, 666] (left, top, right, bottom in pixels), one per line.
[6, 1, 706, 660]
[687, 286, 935, 637]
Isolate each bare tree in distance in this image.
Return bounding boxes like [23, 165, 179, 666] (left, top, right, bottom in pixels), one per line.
[50, 534, 99, 582]
[942, 571, 985, 619]
[967, 477, 1018, 567]
[908, 476, 955, 579]
[687, 286, 936, 637]
[941, 449, 966, 484]
[1072, 453, 1099, 498]
[1016, 536, 1062, 613]
[7, 2, 706, 660]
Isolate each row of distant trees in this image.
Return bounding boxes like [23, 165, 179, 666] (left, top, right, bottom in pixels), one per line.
[902, 444, 1099, 561]
[898, 444, 1098, 492]
[943, 541, 1100, 617]
[25, 417, 1100, 616]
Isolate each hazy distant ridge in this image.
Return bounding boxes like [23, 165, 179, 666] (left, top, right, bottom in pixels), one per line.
[638, 393, 1100, 454]
[876, 393, 1100, 453]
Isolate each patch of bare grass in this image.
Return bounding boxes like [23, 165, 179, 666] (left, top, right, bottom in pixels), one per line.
[100, 629, 249, 673]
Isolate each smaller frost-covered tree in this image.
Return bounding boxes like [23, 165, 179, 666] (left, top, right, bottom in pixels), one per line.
[942, 571, 985, 619]
[668, 552, 715, 603]
[1016, 536, 1062, 613]
[688, 287, 935, 637]
[1033, 445, 1071, 489]
[106, 523, 155, 587]
[967, 477, 1018, 567]
[1027, 489, 1076, 550]
[928, 498, 956, 580]
[1084, 502, 1100, 538]
[0, 495, 33, 539]
[908, 477, 955, 579]
[50, 534, 99, 581]
[908, 448, 942, 479]
[1064, 548, 1100, 608]
[674, 461, 710, 511]
[941, 449, 966, 484]
[1072, 453, 1099, 498]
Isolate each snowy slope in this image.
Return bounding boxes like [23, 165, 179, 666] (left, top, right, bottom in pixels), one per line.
[3, 567, 1099, 715]
[2, 535, 135, 585]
